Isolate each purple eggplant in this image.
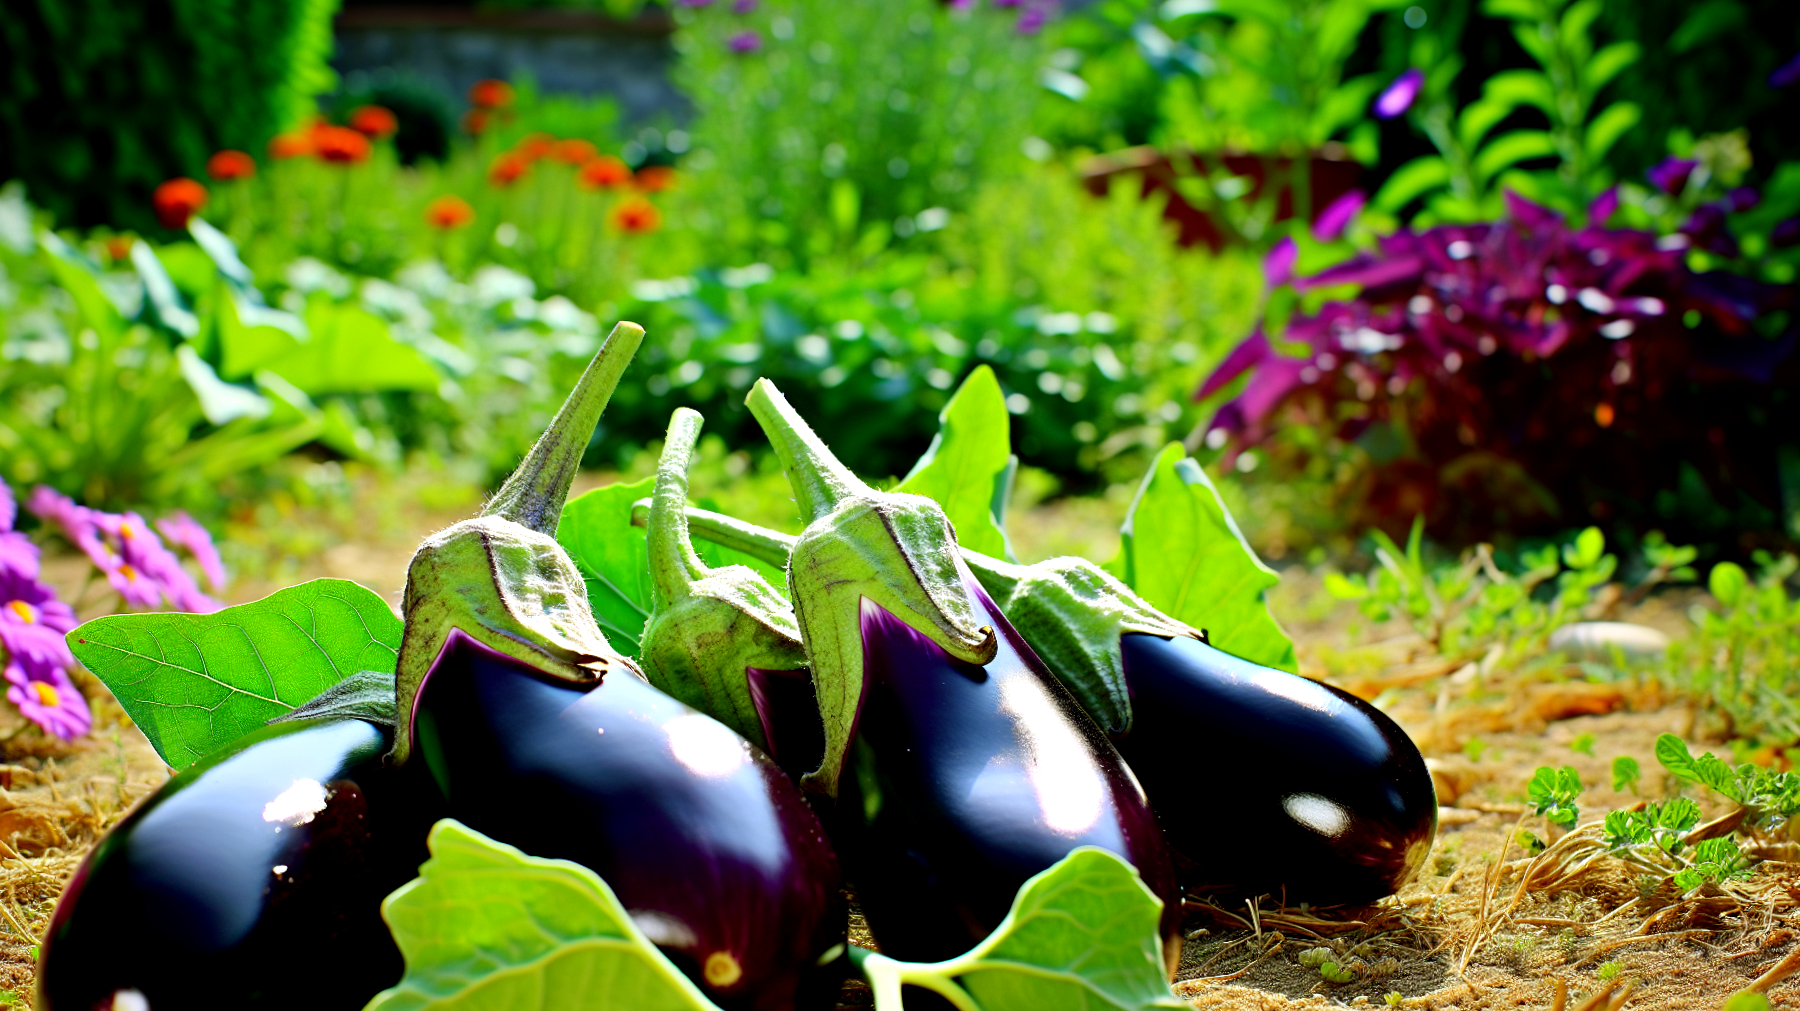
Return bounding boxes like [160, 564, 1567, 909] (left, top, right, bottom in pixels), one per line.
[639, 503, 1436, 907]
[384, 332, 845, 1011]
[835, 582, 1179, 964]
[39, 718, 436, 1011]
[742, 379, 1181, 971]
[1117, 632, 1435, 904]
[410, 629, 846, 1011]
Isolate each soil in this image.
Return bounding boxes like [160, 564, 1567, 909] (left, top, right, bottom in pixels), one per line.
[2, 484, 1795, 1009]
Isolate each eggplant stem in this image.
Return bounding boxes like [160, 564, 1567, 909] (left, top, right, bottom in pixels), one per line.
[744, 378, 865, 524]
[857, 952, 982, 1011]
[484, 321, 645, 535]
[642, 502, 1034, 601]
[646, 408, 710, 609]
[632, 500, 797, 567]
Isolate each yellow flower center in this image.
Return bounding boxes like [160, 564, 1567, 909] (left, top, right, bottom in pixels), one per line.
[119, 521, 137, 540]
[5, 600, 36, 624]
[118, 564, 139, 582]
[29, 682, 60, 708]
[703, 951, 743, 989]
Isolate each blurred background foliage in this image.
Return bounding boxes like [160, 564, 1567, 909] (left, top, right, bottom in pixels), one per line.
[1, 0, 1797, 567]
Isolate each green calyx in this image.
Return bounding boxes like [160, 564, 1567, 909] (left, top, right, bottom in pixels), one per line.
[390, 321, 645, 765]
[655, 502, 1199, 738]
[637, 408, 806, 750]
[745, 378, 997, 798]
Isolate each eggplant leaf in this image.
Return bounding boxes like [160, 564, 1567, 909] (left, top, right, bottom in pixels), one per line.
[896, 365, 1014, 561]
[559, 478, 788, 658]
[366, 819, 723, 1011]
[1107, 443, 1296, 672]
[859, 847, 1182, 1011]
[66, 578, 401, 766]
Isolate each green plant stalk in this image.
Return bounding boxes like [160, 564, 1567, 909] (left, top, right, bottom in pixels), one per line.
[389, 320, 645, 764]
[629, 500, 1197, 737]
[636, 408, 806, 748]
[744, 378, 996, 797]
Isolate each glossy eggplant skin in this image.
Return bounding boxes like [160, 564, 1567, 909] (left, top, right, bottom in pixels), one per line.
[39, 718, 435, 1011]
[832, 580, 1180, 966]
[411, 631, 846, 1011]
[746, 666, 824, 781]
[1117, 633, 1436, 906]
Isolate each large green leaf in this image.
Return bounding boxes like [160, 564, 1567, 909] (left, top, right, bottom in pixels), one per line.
[558, 478, 787, 659]
[1373, 156, 1451, 212]
[38, 231, 125, 341]
[218, 288, 308, 380]
[896, 365, 1013, 560]
[366, 820, 722, 1011]
[1106, 444, 1295, 672]
[264, 301, 440, 395]
[67, 578, 401, 766]
[860, 847, 1182, 1011]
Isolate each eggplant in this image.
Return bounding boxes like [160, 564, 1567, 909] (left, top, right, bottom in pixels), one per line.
[742, 379, 1180, 969]
[39, 718, 435, 1011]
[834, 581, 1178, 964]
[639, 503, 1437, 906]
[387, 330, 845, 1011]
[637, 408, 811, 763]
[411, 629, 846, 1011]
[1116, 633, 1435, 904]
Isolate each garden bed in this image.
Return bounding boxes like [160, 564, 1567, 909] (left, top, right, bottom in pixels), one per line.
[1, 484, 1794, 1009]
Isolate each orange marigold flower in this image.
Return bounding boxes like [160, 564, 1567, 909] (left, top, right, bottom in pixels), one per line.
[314, 125, 371, 164]
[577, 155, 633, 190]
[515, 133, 557, 162]
[152, 178, 208, 229]
[424, 195, 476, 230]
[468, 79, 515, 110]
[551, 139, 599, 165]
[349, 104, 399, 140]
[462, 109, 491, 136]
[206, 150, 256, 182]
[489, 152, 531, 187]
[268, 131, 314, 159]
[612, 196, 662, 235]
[634, 165, 677, 193]
[102, 235, 136, 262]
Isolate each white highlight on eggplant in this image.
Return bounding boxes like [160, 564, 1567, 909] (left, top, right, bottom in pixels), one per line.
[631, 910, 699, 949]
[998, 675, 1105, 836]
[262, 779, 329, 826]
[665, 714, 748, 777]
[272, 864, 288, 876]
[1284, 793, 1351, 838]
[1248, 669, 1331, 714]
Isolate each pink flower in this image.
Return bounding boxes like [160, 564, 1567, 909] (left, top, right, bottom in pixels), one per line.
[5, 662, 90, 741]
[28, 486, 116, 573]
[27, 489, 221, 613]
[1263, 236, 1299, 287]
[155, 512, 227, 591]
[0, 569, 77, 677]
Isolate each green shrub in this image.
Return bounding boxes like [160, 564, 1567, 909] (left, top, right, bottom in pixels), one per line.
[0, 0, 339, 231]
[671, 0, 1046, 268]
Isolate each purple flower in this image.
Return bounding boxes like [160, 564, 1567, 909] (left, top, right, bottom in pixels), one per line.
[1647, 157, 1699, 197]
[1505, 190, 1562, 230]
[155, 512, 227, 591]
[1312, 189, 1367, 242]
[0, 568, 77, 677]
[94, 511, 219, 613]
[29, 486, 115, 574]
[1770, 51, 1800, 89]
[731, 0, 758, 10]
[5, 662, 90, 741]
[1263, 236, 1299, 287]
[1773, 217, 1800, 249]
[1016, 4, 1049, 33]
[728, 30, 762, 53]
[0, 531, 36, 582]
[676, 0, 715, 6]
[1374, 68, 1424, 119]
[1727, 187, 1760, 213]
